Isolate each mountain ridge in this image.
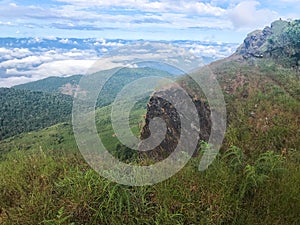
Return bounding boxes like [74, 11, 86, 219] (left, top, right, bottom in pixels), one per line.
[140, 19, 300, 159]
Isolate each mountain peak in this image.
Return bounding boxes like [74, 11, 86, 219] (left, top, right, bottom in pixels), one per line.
[235, 19, 300, 67]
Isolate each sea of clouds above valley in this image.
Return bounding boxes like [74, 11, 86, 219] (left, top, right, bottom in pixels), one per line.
[0, 38, 238, 87]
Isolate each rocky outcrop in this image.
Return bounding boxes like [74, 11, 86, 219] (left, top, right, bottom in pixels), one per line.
[236, 27, 272, 59]
[235, 19, 289, 59]
[139, 86, 211, 161]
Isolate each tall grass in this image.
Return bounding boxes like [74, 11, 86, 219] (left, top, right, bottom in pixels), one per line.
[1, 146, 299, 225]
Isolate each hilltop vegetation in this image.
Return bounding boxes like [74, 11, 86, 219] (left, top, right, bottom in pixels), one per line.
[14, 75, 83, 95]
[1, 55, 299, 225]
[14, 67, 175, 108]
[211, 59, 299, 154]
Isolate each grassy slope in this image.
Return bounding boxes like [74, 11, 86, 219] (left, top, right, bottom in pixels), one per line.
[0, 102, 147, 159]
[0, 59, 300, 224]
[213, 58, 300, 155]
[1, 140, 299, 224]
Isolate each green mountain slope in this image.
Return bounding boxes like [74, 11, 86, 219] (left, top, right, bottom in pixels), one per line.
[1, 67, 174, 141]
[0, 94, 299, 224]
[140, 19, 300, 160]
[209, 57, 299, 153]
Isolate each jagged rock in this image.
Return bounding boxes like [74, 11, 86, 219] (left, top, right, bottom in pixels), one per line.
[139, 86, 211, 161]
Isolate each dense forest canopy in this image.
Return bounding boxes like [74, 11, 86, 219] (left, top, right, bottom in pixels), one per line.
[0, 88, 73, 140]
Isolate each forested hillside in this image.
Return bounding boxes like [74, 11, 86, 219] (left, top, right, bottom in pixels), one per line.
[0, 88, 73, 140]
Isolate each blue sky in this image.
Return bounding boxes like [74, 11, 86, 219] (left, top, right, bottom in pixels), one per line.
[0, 0, 300, 43]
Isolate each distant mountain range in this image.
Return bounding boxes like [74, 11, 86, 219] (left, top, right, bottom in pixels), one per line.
[0, 38, 237, 57]
[13, 75, 83, 95]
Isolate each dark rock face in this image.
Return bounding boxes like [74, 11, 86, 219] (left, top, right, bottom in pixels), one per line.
[139, 86, 211, 161]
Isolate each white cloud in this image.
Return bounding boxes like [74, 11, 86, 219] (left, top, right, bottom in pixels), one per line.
[0, 0, 229, 33]
[9, 3, 17, 7]
[0, 39, 239, 87]
[0, 55, 52, 69]
[0, 48, 97, 69]
[1, 57, 93, 87]
[29, 59, 95, 76]
[0, 76, 34, 87]
[176, 1, 226, 16]
[59, 38, 71, 44]
[0, 46, 99, 87]
[186, 43, 237, 58]
[277, 0, 300, 2]
[0, 0, 299, 41]
[0, 48, 32, 60]
[228, 1, 278, 29]
[101, 40, 125, 47]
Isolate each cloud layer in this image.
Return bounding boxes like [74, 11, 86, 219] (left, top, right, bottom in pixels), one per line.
[0, 38, 238, 87]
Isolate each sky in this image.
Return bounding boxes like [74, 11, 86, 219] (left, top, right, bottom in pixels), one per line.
[1, 0, 300, 43]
